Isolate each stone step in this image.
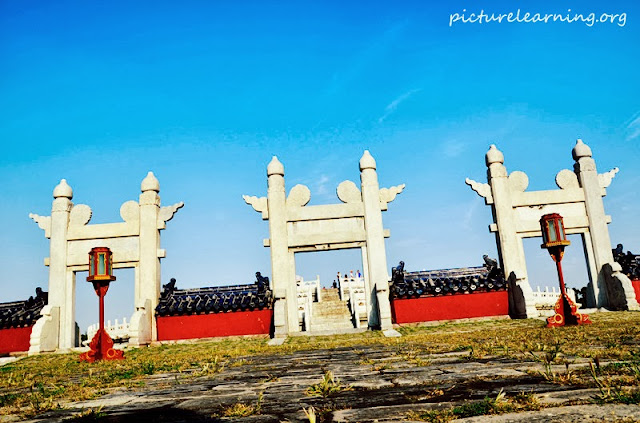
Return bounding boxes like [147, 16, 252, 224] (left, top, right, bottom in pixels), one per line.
[290, 327, 368, 337]
[313, 314, 351, 322]
[310, 317, 353, 325]
[312, 305, 351, 316]
[309, 320, 355, 332]
[321, 289, 341, 302]
[313, 315, 351, 322]
[313, 303, 349, 312]
[306, 290, 355, 333]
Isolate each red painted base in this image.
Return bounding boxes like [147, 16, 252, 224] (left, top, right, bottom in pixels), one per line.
[79, 328, 124, 362]
[157, 309, 273, 341]
[0, 326, 32, 355]
[390, 291, 509, 324]
[546, 293, 592, 328]
[632, 279, 640, 303]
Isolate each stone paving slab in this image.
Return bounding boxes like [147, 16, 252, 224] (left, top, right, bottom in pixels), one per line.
[456, 404, 640, 422]
[7, 343, 640, 423]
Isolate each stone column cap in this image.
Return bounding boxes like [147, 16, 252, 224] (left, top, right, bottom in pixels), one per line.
[141, 172, 160, 192]
[53, 179, 73, 199]
[485, 144, 504, 166]
[359, 150, 376, 170]
[267, 156, 284, 176]
[572, 139, 593, 161]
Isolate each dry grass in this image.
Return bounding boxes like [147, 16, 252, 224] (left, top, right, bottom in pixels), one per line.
[1, 311, 638, 417]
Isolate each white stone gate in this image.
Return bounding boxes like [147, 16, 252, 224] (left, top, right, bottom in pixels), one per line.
[29, 172, 183, 353]
[244, 151, 404, 336]
[466, 140, 638, 318]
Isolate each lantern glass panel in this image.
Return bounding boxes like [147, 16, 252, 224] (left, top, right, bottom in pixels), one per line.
[548, 220, 558, 242]
[559, 222, 566, 240]
[98, 253, 106, 275]
[89, 254, 95, 276]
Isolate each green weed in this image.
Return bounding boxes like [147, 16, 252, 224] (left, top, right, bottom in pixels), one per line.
[305, 370, 352, 398]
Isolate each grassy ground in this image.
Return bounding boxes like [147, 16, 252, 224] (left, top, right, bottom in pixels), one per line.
[1, 311, 639, 418]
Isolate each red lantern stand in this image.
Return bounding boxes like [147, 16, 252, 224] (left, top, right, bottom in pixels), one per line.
[79, 247, 124, 362]
[539, 213, 591, 328]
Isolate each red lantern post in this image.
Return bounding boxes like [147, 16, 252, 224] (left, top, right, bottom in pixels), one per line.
[79, 247, 124, 362]
[539, 213, 591, 328]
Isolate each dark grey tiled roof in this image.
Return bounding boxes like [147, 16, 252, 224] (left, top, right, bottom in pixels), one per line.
[390, 258, 506, 299]
[155, 278, 273, 317]
[0, 288, 48, 329]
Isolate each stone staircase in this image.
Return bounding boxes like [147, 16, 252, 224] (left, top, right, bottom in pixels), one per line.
[308, 288, 356, 334]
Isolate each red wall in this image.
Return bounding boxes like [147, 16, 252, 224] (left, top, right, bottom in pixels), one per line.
[632, 280, 640, 303]
[391, 291, 509, 324]
[156, 309, 273, 341]
[0, 326, 32, 355]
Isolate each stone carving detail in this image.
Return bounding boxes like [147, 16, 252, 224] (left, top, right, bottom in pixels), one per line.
[158, 202, 185, 225]
[613, 244, 640, 280]
[120, 201, 140, 223]
[336, 180, 361, 204]
[287, 184, 311, 208]
[52, 201, 73, 213]
[29, 214, 51, 238]
[555, 169, 580, 189]
[69, 204, 92, 226]
[508, 171, 529, 192]
[598, 167, 619, 189]
[379, 184, 406, 208]
[465, 178, 493, 203]
[243, 195, 268, 215]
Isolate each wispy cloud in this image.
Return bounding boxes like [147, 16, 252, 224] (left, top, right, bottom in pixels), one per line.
[625, 111, 640, 141]
[441, 139, 468, 158]
[315, 174, 330, 196]
[378, 88, 422, 123]
[462, 200, 479, 230]
[325, 21, 407, 98]
[311, 19, 408, 133]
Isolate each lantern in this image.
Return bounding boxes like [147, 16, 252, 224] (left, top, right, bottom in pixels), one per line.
[87, 247, 116, 282]
[539, 213, 591, 328]
[540, 213, 570, 256]
[79, 247, 124, 362]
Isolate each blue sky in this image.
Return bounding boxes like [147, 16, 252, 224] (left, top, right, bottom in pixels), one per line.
[1, 1, 638, 331]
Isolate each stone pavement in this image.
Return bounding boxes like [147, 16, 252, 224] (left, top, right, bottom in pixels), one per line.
[7, 344, 640, 423]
